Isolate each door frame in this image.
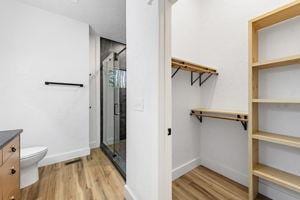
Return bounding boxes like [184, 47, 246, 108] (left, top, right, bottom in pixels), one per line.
[158, 0, 177, 199]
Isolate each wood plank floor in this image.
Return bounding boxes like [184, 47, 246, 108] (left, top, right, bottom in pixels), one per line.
[173, 166, 270, 200]
[22, 149, 270, 200]
[21, 149, 125, 200]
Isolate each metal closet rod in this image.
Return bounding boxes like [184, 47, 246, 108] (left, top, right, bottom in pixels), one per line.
[45, 81, 84, 87]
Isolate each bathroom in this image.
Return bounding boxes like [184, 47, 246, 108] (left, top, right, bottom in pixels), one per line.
[0, 0, 126, 198]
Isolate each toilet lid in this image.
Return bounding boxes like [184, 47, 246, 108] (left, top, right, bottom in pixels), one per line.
[21, 146, 48, 159]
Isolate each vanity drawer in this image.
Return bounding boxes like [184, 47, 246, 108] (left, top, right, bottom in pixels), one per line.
[3, 136, 19, 163]
[1, 152, 20, 200]
[3, 187, 21, 200]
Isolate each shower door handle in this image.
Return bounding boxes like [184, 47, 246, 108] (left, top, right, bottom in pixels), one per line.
[114, 103, 120, 115]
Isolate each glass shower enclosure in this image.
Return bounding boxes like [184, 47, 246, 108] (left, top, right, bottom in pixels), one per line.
[101, 51, 126, 178]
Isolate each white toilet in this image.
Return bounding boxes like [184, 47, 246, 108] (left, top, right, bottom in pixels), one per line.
[20, 146, 48, 188]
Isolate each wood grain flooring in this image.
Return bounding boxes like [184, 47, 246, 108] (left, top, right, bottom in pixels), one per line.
[21, 149, 124, 200]
[22, 149, 270, 200]
[173, 166, 270, 200]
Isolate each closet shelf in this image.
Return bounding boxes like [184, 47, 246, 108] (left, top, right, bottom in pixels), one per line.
[190, 108, 248, 130]
[172, 58, 218, 74]
[171, 58, 218, 86]
[253, 164, 300, 193]
[252, 99, 300, 104]
[191, 108, 247, 116]
[251, 1, 300, 30]
[252, 54, 300, 69]
[252, 131, 300, 148]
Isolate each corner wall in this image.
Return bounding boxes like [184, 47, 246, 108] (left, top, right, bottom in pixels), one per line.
[0, 0, 90, 165]
[126, 0, 171, 199]
[172, 0, 300, 199]
[126, 0, 161, 198]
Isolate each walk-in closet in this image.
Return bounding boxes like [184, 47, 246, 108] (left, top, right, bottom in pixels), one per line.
[171, 1, 300, 200]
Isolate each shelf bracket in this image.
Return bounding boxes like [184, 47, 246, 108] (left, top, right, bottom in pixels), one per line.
[191, 72, 202, 86]
[237, 115, 248, 131]
[200, 73, 213, 86]
[197, 111, 203, 122]
[172, 67, 181, 78]
[190, 111, 202, 122]
[191, 72, 214, 86]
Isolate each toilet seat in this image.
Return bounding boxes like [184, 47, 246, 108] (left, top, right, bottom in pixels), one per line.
[21, 146, 48, 160]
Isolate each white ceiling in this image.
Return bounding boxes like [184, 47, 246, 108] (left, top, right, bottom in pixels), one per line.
[16, 0, 126, 43]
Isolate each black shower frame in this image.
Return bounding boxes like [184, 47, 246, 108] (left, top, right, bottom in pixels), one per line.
[100, 38, 126, 180]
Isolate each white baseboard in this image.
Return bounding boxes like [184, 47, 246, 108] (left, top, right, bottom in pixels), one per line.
[124, 185, 138, 200]
[89, 140, 100, 149]
[199, 156, 299, 200]
[172, 158, 201, 180]
[39, 147, 90, 167]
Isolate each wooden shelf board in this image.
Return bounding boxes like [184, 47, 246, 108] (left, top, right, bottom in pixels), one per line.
[253, 164, 300, 193]
[252, 54, 300, 69]
[191, 113, 248, 122]
[252, 99, 300, 104]
[251, 1, 300, 30]
[192, 108, 248, 116]
[172, 58, 218, 74]
[253, 131, 300, 148]
[191, 108, 248, 123]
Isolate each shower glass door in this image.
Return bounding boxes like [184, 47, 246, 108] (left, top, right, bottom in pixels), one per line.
[102, 52, 126, 178]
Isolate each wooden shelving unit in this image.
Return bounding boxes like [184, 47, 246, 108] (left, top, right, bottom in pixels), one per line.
[190, 108, 248, 130]
[253, 131, 300, 148]
[253, 164, 300, 193]
[249, 1, 300, 199]
[171, 58, 218, 86]
[252, 54, 300, 69]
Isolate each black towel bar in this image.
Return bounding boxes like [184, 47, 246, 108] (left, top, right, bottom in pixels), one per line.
[45, 81, 84, 87]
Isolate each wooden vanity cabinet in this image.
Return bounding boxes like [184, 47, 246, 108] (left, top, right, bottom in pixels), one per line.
[0, 136, 20, 200]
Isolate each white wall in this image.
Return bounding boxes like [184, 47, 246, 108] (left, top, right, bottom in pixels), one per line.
[89, 28, 101, 149]
[125, 0, 171, 199]
[172, 0, 300, 199]
[0, 0, 90, 166]
[171, 71, 202, 179]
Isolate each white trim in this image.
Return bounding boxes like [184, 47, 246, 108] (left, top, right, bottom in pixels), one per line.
[89, 140, 100, 149]
[157, 0, 173, 199]
[38, 147, 90, 167]
[172, 158, 201, 180]
[124, 185, 138, 200]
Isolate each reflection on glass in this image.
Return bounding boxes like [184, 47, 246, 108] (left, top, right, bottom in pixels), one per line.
[108, 69, 126, 88]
